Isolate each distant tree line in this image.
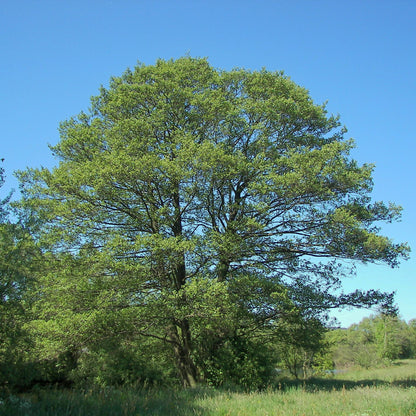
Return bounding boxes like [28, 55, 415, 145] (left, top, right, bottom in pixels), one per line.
[327, 314, 416, 369]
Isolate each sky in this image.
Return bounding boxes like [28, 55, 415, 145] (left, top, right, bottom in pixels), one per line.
[0, 0, 415, 327]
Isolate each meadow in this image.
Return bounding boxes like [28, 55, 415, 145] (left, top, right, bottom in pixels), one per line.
[1, 360, 415, 416]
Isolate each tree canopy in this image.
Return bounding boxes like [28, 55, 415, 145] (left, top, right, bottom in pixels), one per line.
[17, 57, 409, 387]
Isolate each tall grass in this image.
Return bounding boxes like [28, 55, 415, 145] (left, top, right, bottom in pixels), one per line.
[1, 360, 415, 415]
[195, 385, 416, 416]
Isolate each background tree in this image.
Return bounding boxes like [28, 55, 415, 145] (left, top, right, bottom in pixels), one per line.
[327, 313, 416, 368]
[18, 57, 409, 387]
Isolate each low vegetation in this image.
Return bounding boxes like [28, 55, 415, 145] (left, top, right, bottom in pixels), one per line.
[1, 360, 415, 415]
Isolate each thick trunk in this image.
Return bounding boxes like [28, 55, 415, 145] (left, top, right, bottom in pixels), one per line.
[215, 184, 244, 282]
[169, 187, 199, 386]
[174, 343, 199, 388]
[216, 257, 230, 282]
[170, 321, 199, 387]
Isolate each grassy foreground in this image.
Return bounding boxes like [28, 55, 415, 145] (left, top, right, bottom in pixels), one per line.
[1, 360, 415, 415]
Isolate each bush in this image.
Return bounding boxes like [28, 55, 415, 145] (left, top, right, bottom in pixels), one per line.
[70, 344, 171, 388]
[197, 335, 276, 389]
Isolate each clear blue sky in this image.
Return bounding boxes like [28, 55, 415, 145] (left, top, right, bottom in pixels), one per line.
[1, 0, 414, 327]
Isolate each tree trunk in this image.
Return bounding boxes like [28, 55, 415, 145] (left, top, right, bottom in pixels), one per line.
[169, 321, 199, 387]
[216, 257, 230, 282]
[169, 186, 200, 386]
[173, 344, 199, 388]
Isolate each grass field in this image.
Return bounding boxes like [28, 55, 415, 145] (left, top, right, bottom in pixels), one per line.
[1, 360, 415, 415]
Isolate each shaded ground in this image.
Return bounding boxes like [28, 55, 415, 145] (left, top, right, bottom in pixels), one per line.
[1, 361, 415, 415]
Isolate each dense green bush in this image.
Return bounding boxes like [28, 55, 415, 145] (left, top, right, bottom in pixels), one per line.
[196, 335, 276, 389]
[69, 338, 177, 388]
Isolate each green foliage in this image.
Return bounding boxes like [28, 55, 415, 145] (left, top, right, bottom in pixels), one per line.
[14, 57, 410, 388]
[70, 339, 175, 388]
[327, 313, 416, 368]
[0, 162, 12, 222]
[274, 315, 332, 378]
[0, 361, 415, 416]
[196, 334, 276, 389]
[0, 164, 40, 389]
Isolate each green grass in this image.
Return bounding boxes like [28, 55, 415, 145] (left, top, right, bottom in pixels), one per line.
[1, 360, 416, 415]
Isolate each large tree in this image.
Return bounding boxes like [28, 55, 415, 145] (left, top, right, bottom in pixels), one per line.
[18, 57, 409, 387]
